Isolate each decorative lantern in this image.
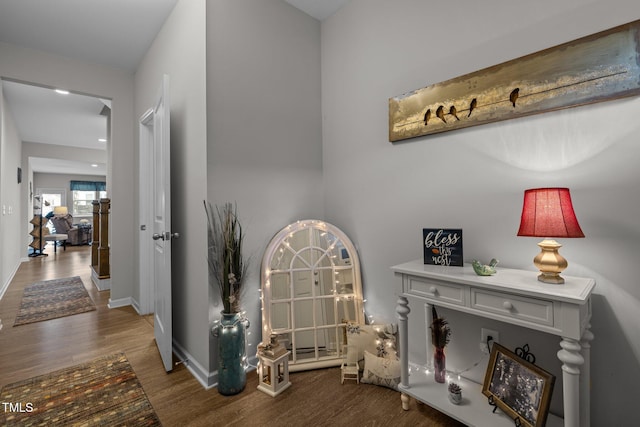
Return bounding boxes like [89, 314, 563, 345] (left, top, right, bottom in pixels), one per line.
[257, 335, 291, 397]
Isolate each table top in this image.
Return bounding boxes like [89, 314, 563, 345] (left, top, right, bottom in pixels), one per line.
[392, 260, 595, 304]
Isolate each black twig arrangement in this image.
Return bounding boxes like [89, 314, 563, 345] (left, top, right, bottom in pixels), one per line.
[204, 201, 248, 314]
[430, 305, 451, 349]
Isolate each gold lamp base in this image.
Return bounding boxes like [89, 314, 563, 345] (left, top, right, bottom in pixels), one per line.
[533, 239, 568, 284]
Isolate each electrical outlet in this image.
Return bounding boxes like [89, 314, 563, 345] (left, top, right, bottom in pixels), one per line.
[480, 328, 499, 354]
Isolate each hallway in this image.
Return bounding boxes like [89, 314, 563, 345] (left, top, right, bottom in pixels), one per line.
[0, 246, 462, 426]
[0, 246, 191, 424]
[0, 246, 160, 387]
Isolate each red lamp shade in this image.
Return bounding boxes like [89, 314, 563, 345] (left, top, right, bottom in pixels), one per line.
[517, 188, 584, 238]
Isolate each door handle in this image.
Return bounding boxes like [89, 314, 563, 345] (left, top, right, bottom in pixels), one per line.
[153, 232, 180, 241]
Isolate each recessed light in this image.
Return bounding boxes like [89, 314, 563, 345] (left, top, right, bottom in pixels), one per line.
[98, 138, 107, 142]
[54, 89, 69, 95]
[91, 164, 98, 168]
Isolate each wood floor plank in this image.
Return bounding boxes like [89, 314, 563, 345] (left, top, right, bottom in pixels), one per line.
[0, 246, 465, 426]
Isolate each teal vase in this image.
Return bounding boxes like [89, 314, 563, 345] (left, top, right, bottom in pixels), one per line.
[217, 312, 247, 395]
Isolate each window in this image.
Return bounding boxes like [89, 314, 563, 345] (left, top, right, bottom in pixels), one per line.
[39, 190, 64, 217]
[72, 190, 107, 215]
[70, 181, 107, 216]
[37, 188, 66, 232]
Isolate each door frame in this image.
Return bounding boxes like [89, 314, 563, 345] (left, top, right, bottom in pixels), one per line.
[138, 108, 154, 315]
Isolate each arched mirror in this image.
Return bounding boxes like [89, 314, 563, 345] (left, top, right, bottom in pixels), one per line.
[261, 220, 365, 371]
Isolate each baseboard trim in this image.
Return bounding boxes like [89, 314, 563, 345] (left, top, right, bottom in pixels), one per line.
[131, 297, 142, 315]
[107, 296, 132, 309]
[0, 258, 25, 301]
[0, 280, 9, 301]
[172, 340, 217, 390]
[91, 269, 111, 291]
[171, 339, 259, 392]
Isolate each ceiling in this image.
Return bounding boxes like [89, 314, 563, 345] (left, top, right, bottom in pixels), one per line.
[2, 80, 109, 175]
[0, 0, 347, 175]
[0, 0, 180, 71]
[284, 0, 349, 21]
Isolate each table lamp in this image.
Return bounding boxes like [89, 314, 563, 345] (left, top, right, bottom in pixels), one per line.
[53, 206, 69, 216]
[517, 188, 584, 284]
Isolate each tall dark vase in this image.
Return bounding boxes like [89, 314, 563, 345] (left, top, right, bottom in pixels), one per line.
[217, 312, 247, 395]
[433, 346, 446, 383]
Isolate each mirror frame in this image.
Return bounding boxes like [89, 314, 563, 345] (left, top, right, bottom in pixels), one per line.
[261, 219, 365, 371]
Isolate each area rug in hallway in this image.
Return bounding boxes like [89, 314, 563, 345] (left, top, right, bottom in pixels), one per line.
[0, 352, 162, 426]
[13, 276, 96, 326]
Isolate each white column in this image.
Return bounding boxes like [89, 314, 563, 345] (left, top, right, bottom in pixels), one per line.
[396, 295, 410, 410]
[579, 324, 594, 427]
[557, 337, 584, 427]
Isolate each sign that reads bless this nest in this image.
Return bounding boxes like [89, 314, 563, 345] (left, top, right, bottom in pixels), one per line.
[423, 228, 463, 266]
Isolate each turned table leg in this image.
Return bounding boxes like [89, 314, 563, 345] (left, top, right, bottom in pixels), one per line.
[401, 393, 410, 411]
[580, 323, 594, 427]
[558, 337, 584, 427]
[396, 295, 411, 410]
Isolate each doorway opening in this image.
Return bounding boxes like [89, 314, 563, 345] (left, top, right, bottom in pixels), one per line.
[1, 78, 109, 260]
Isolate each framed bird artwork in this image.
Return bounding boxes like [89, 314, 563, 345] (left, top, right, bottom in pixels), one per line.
[389, 19, 640, 142]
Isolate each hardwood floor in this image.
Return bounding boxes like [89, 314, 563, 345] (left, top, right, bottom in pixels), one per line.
[0, 246, 465, 426]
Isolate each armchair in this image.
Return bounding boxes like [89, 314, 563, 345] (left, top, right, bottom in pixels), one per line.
[50, 214, 88, 245]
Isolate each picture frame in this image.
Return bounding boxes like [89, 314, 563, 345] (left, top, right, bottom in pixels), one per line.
[482, 343, 555, 427]
[422, 228, 463, 266]
[389, 19, 640, 142]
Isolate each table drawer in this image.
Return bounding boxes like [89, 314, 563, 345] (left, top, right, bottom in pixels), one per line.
[406, 277, 465, 306]
[470, 289, 554, 326]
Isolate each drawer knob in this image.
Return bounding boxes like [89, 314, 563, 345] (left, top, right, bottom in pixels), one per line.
[429, 286, 438, 294]
[503, 300, 514, 310]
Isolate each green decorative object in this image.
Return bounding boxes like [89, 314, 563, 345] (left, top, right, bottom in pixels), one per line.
[472, 258, 499, 276]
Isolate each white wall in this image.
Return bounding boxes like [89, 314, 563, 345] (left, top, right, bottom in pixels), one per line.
[207, 0, 323, 375]
[0, 41, 136, 303]
[322, 0, 640, 424]
[0, 84, 23, 296]
[135, 0, 209, 383]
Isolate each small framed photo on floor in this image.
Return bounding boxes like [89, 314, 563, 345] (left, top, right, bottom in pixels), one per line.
[482, 343, 555, 427]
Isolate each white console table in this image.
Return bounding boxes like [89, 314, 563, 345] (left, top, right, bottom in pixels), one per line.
[392, 260, 595, 427]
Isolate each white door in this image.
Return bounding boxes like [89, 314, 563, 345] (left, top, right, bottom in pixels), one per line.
[152, 74, 175, 372]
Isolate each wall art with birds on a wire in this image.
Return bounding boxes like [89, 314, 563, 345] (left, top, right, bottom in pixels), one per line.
[389, 19, 640, 142]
